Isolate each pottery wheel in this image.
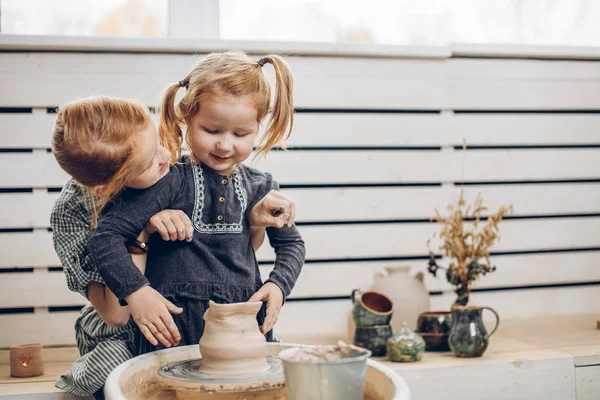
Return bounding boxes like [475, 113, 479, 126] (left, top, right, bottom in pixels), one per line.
[156, 355, 285, 393]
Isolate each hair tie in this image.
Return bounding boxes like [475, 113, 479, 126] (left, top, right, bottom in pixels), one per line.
[178, 80, 187, 88]
[257, 58, 266, 67]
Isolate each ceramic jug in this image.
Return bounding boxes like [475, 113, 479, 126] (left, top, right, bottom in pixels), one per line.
[199, 300, 270, 375]
[369, 265, 430, 331]
[448, 305, 500, 358]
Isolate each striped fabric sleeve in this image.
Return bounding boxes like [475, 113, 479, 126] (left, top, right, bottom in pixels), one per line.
[50, 179, 104, 299]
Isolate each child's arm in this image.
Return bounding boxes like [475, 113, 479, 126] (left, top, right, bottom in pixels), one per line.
[87, 234, 148, 327]
[246, 178, 305, 335]
[50, 180, 107, 299]
[248, 190, 296, 251]
[96, 210, 193, 327]
[88, 169, 186, 347]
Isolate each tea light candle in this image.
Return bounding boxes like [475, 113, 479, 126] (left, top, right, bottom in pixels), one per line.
[10, 343, 44, 378]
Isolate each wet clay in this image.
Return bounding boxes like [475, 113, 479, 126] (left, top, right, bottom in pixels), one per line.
[198, 300, 270, 376]
[278, 341, 360, 362]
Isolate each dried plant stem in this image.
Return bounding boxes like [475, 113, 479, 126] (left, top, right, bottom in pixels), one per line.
[428, 190, 512, 306]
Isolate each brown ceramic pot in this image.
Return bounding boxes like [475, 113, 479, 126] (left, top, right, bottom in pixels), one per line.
[416, 311, 453, 334]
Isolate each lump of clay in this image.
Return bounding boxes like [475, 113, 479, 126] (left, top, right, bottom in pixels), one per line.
[198, 300, 270, 376]
[279, 341, 362, 363]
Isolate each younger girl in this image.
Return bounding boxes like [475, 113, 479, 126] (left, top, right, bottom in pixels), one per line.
[88, 51, 305, 353]
[51, 96, 294, 397]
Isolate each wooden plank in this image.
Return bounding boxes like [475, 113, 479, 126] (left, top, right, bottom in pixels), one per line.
[0, 53, 447, 109]
[0, 153, 69, 188]
[289, 113, 600, 147]
[2, 217, 600, 268]
[448, 59, 600, 80]
[0, 112, 160, 150]
[0, 270, 82, 308]
[448, 59, 600, 109]
[286, 183, 600, 223]
[0, 112, 55, 149]
[0, 311, 79, 348]
[397, 357, 576, 400]
[5, 251, 598, 308]
[449, 114, 600, 146]
[259, 217, 600, 261]
[0, 381, 65, 395]
[451, 43, 600, 60]
[0, 231, 60, 268]
[0, 34, 450, 59]
[3, 112, 600, 151]
[3, 184, 599, 230]
[576, 365, 600, 400]
[0, 192, 58, 229]
[253, 148, 600, 184]
[263, 251, 600, 299]
[3, 148, 600, 188]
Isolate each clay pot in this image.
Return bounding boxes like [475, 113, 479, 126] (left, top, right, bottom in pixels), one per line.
[199, 300, 270, 376]
[351, 290, 393, 326]
[416, 311, 453, 334]
[418, 333, 450, 352]
[369, 265, 431, 331]
[353, 324, 393, 357]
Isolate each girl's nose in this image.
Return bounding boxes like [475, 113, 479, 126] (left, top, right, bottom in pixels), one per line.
[217, 137, 233, 151]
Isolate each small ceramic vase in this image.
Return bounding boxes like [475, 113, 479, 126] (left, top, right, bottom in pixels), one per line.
[354, 324, 393, 357]
[387, 322, 425, 362]
[199, 300, 270, 376]
[416, 310, 453, 351]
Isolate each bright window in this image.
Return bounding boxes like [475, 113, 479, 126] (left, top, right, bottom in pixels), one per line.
[1, 0, 168, 37]
[219, 0, 600, 46]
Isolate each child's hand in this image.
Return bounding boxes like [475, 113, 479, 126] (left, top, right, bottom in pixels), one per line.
[249, 190, 296, 229]
[248, 282, 284, 335]
[145, 210, 194, 242]
[125, 286, 183, 348]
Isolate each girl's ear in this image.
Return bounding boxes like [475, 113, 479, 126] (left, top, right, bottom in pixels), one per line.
[91, 184, 108, 197]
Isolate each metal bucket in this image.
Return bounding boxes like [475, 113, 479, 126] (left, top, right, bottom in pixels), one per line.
[279, 344, 372, 400]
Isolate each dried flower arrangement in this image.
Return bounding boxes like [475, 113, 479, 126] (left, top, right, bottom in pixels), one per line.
[427, 191, 513, 306]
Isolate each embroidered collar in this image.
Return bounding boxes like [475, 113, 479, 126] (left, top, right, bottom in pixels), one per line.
[191, 163, 247, 234]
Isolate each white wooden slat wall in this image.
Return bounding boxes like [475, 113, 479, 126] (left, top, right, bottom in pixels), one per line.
[1, 49, 600, 347]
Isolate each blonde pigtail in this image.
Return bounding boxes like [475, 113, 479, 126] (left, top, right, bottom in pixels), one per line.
[159, 83, 185, 163]
[254, 55, 295, 159]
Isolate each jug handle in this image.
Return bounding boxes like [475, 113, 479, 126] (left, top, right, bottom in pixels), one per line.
[483, 306, 500, 338]
[351, 289, 361, 304]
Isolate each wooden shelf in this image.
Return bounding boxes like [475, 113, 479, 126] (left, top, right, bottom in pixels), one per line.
[1, 314, 598, 398]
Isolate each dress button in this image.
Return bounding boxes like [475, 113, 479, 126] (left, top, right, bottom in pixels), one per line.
[219, 196, 225, 203]
[217, 215, 224, 221]
[222, 178, 228, 185]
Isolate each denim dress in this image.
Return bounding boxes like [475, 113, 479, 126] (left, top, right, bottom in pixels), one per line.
[88, 158, 305, 354]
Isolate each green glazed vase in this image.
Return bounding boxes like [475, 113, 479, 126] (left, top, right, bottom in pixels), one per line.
[354, 324, 393, 357]
[387, 322, 425, 362]
[448, 306, 500, 358]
